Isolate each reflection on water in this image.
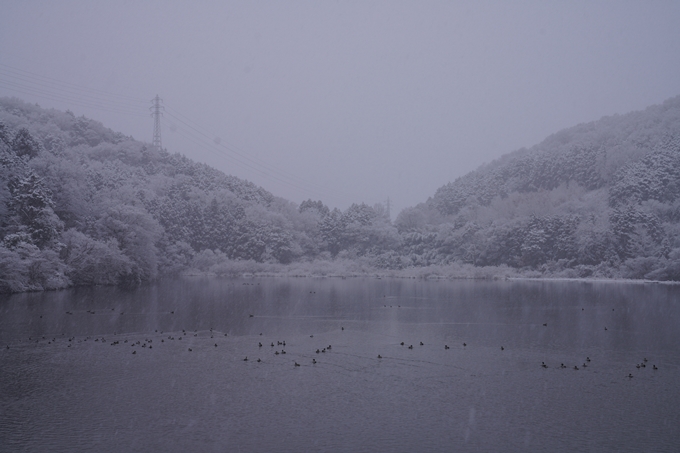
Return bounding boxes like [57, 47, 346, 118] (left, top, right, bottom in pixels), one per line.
[1, 278, 679, 452]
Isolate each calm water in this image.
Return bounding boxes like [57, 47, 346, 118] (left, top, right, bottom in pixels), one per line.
[1, 277, 679, 452]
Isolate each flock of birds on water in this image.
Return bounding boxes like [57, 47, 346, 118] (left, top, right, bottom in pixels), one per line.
[3, 301, 662, 381]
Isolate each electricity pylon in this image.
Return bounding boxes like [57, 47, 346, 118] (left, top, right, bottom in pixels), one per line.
[150, 95, 164, 151]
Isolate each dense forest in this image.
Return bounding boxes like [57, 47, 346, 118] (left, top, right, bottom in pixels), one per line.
[1, 95, 680, 292]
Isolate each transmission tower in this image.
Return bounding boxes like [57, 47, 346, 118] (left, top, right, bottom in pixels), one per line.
[150, 94, 164, 150]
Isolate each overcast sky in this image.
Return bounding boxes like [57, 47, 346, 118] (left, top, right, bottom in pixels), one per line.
[1, 1, 680, 216]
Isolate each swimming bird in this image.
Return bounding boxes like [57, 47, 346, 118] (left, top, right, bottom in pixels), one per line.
[636, 364, 640, 369]
[294, 362, 300, 367]
[541, 362, 548, 368]
[574, 365, 579, 370]
[586, 357, 591, 362]
[214, 344, 217, 347]
[188, 348, 192, 352]
[327, 345, 331, 350]
[463, 343, 467, 347]
[653, 365, 658, 370]
[259, 342, 262, 347]
[400, 342, 404, 346]
[408, 345, 413, 349]
[249, 314, 254, 318]
[501, 346, 504, 351]
[628, 373, 633, 378]
[243, 357, 248, 361]
[643, 358, 648, 362]
[312, 359, 317, 364]
[445, 345, 450, 350]
[316, 349, 320, 353]
[604, 327, 608, 331]
[342, 327, 344, 331]
[132, 351, 136, 354]
[420, 342, 424, 346]
[542, 323, 547, 327]
[378, 355, 382, 359]
[257, 358, 261, 363]
[275, 351, 279, 355]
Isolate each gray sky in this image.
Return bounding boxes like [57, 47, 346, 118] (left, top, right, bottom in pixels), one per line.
[2, 1, 680, 216]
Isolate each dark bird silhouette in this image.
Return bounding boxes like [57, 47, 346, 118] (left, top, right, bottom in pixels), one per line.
[500, 346, 504, 351]
[541, 362, 548, 368]
[408, 345, 413, 349]
[542, 323, 547, 327]
[257, 358, 261, 362]
[653, 365, 658, 370]
[378, 355, 382, 359]
[400, 342, 404, 346]
[312, 359, 317, 364]
[463, 343, 467, 347]
[132, 351, 136, 354]
[420, 342, 424, 346]
[445, 345, 450, 350]
[244, 357, 248, 361]
[294, 362, 300, 367]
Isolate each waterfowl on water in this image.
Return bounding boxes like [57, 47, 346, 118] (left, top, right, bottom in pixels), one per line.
[542, 323, 547, 327]
[420, 342, 424, 346]
[188, 348, 192, 352]
[445, 345, 450, 350]
[214, 344, 217, 347]
[327, 345, 331, 350]
[312, 359, 317, 364]
[574, 366, 579, 370]
[316, 349, 320, 354]
[294, 362, 300, 367]
[378, 355, 382, 359]
[501, 346, 504, 351]
[653, 365, 658, 370]
[636, 364, 641, 369]
[541, 362, 548, 368]
[132, 351, 136, 354]
[408, 345, 413, 349]
[257, 358, 261, 363]
[275, 351, 279, 355]
[342, 327, 344, 331]
[243, 357, 248, 361]
[259, 342, 262, 347]
[586, 357, 591, 362]
[463, 343, 467, 347]
[643, 358, 648, 363]
[604, 327, 608, 331]
[400, 342, 404, 346]
[281, 350, 286, 354]
[628, 374, 633, 378]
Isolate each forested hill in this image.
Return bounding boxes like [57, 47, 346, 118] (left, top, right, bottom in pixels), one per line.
[2, 95, 680, 293]
[396, 95, 680, 280]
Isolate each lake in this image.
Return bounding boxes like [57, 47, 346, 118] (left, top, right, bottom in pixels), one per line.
[1, 277, 679, 452]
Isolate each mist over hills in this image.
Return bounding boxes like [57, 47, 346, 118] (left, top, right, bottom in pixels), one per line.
[1, 95, 679, 292]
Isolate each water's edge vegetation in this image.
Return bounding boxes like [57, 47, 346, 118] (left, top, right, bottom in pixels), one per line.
[1, 95, 680, 292]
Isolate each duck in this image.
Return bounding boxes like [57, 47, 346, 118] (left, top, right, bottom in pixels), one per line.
[132, 350, 136, 354]
[316, 349, 320, 354]
[586, 357, 591, 362]
[541, 362, 548, 368]
[500, 346, 504, 351]
[258, 342, 262, 347]
[188, 348, 192, 352]
[257, 358, 261, 363]
[408, 345, 413, 349]
[574, 365, 579, 370]
[275, 351, 279, 355]
[463, 343, 467, 347]
[400, 342, 404, 346]
[628, 373, 633, 378]
[542, 323, 547, 327]
[243, 356, 248, 361]
[378, 355, 382, 359]
[420, 342, 424, 346]
[653, 365, 658, 370]
[294, 362, 300, 367]
[444, 345, 450, 350]
[312, 359, 317, 364]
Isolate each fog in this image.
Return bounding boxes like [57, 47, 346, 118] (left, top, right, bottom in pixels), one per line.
[1, 1, 680, 215]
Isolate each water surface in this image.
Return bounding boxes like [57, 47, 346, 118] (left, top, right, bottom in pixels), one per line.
[1, 278, 679, 452]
